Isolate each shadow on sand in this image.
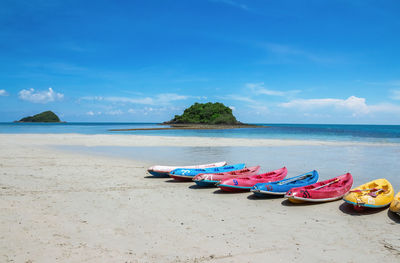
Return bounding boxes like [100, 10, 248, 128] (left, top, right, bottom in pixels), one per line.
[164, 179, 191, 183]
[189, 184, 216, 190]
[247, 194, 283, 201]
[339, 202, 388, 216]
[280, 199, 323, 206]
[144, 175, 169, 179]
[213, 189, 248, 194]
[387, 210, 400, 223]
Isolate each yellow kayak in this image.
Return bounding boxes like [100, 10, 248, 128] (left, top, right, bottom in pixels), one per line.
[343, 178, 394, 209]
[389, 191, 400, 215]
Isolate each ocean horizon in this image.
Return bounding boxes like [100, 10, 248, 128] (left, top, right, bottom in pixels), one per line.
[2, 122, 400, 143]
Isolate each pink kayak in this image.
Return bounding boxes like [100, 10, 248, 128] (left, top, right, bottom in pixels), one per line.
[285, 173, 353, 203]
[218, 167, 287, 192]
[192, 166, 261, 187]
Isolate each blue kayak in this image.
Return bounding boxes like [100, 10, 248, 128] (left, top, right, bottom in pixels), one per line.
[251, 170, 319, 196]
[170, 163, 246, 181]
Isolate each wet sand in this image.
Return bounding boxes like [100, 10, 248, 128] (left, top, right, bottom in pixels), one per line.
[0, 134, 399, 262]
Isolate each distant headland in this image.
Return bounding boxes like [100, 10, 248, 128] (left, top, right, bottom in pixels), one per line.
[15, 111, 62, 123]
[110, 102, 264, 131]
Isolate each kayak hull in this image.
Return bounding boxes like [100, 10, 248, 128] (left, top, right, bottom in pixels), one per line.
[147, 161, 227, 177]
[169, 174, 194, 182]
[343, 178, 394, 209]
[389, 191, 400, 215]
[170, 164, 246, 181]
[343, 199, 391, 208]
[218, 185, 252, 192]
[217, 167, 288, 192]
[253, 190, 286, 196]
[288, 195, 344, 203]
[251, 170, 319, 197]
[193, 166, 261, 187]
[285, 173, 353, 203]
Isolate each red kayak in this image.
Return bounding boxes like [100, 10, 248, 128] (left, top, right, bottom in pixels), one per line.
[285, 173, 353, 203]
[192, 166, 261, 187]
[217, 167, 287, 192]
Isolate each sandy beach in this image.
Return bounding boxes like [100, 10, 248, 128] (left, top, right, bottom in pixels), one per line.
[1, 134, 399, 262]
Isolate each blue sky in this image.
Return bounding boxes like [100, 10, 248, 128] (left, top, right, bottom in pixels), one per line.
[1, 0, 400, 124]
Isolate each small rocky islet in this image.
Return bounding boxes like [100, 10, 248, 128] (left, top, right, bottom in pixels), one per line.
[17, 111, 61, 123]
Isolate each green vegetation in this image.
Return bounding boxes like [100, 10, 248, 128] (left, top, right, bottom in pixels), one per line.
[19, 111, 61, 122]
[165, 102, 241, 125]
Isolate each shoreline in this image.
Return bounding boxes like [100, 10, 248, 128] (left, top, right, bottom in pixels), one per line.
[110, 123, 266, 131]
[1, 133, 400, 147]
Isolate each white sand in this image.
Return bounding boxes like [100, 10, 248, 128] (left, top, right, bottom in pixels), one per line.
[0, 134, 399, 262]
[1, 133, 400, 147]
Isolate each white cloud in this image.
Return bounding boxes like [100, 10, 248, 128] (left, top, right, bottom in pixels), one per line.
[81, 96, 105, 101]
[224, 93, 270, 114]
[80, 93, 189, 106]
[303, 113, 332, 118]
[128, 108, 135, 114]
[280, 96, 370, 116]
[0, 89, 9, 96]
[246, 82, 300, 97]
[339, 96, 369, 115]
[391, 89, 400, 100]
[106, 96, 154, 105]
[229, 106, 236, 111]
[106, 110, 123, 115]
[280, 95, 400, 118]
[143, 107, 154, 115]
[224, 94, 256, 103]
[18, 87, 64, 103]
[369, 103, 400, 114]
[86, 111, 102, 116]
[155, 93, 188, 104]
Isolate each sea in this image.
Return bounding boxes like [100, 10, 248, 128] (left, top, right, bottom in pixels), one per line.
[1, 122, 400, 143]
[2, 122, 400, 189]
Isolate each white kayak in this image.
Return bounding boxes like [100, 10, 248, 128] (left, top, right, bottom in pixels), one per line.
[147, 161, 227, 177]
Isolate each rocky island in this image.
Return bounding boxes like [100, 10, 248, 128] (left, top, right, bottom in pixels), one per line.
[164, 102, 241, 125]
[17, 111, 61, 123]
[110, 102, 263, 131]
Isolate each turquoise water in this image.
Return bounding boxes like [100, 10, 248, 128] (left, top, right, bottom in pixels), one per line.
[2, 122, 400, 143]
[59, 145, 400, 190]
[0, 122, 160, 134]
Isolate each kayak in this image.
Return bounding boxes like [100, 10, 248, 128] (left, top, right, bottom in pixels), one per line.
[217, 167, 287, 192]
[343, 178, 394, 210]
[192, 166, 261, 187]
[285, 173, 353, 203]
[147, 161, 227, 177]
[250, 170, 319, 197]
[389, 191, 400, 215]
[170, 163, 246, 181]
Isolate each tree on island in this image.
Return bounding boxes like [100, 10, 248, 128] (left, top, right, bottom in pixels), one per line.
[165, 102, 241, 125]
[18, 111, 61, 122]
